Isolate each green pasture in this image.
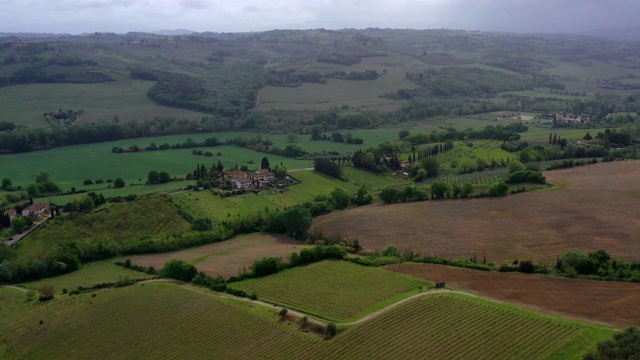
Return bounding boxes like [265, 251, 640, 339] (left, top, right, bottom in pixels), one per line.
[35, 181, 195, 206]
[522, 126, 593, 143]
[0, 80, 205, 127]
[547, 60, 640, 82]
[341, 167, 408, 190]
[171, 170, 357, 222]
[229, 260, 429, 322]
[1, 142, 312, 190]
[435, 140, 513, 173]
[255, 56, 419, 112]
[21, 261, 156, 293]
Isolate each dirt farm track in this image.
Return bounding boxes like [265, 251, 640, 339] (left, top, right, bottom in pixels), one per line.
[313, 161, 640, 265]
[386, 263, 640, 327]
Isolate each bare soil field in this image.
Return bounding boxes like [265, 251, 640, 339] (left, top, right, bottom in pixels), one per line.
[385, 263, 640, 327]
[120, 234, 311, 278]
[313, 161, 640, 265]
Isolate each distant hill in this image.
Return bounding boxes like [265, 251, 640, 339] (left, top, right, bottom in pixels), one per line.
[583, 26, 640, 41]
[152, 29, 196, 36]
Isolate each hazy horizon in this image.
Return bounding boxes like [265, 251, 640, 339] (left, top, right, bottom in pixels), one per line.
[0, 0, 639, 36]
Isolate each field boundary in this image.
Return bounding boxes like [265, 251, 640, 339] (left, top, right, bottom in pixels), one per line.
[134, 279, 616, 330]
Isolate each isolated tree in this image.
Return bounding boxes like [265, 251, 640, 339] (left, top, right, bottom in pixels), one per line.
[158, 171, 171, 183]
[327, 322, 337, 338]
[35, 172, 50, 184]
[279, 308, 288, 319]
[261, 157, 270, 170]
[399, 130, 410, 140]
[216, 160, 224, 172]
[282, 206, 312, 239]
[38, 284, 55, 300]
[113, 178, 125, 188]
[147, 170, 160, 185]
[330, 187, 351, 209]
[584, 132, 593, 141]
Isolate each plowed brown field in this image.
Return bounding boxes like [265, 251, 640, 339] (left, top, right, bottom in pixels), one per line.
[120, 234, 310, 278]
[385, 263, 640, 327]
[313, 161, 640, 265]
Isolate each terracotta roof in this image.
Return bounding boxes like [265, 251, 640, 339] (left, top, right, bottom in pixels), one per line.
[3, 209, 16, 216]
[23, 203, 47, 212]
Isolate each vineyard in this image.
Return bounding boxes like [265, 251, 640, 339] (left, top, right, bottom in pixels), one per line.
[0, 283, 612, 359]
[228, 260, 429, 322]
[23, 261, 157, 293]
[318, 294, 612, 359]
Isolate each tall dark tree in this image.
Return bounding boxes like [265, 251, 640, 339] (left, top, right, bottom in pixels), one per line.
[261, 157, 270, 170]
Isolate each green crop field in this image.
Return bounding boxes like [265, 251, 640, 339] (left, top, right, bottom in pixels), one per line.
[21, 261, 156, 293]
[255, 56, 420, 112]
[522, 126, 594, 143]
[228, 260, 429, 322]
[171, 170, 358, 222]
[435, 140, 513, 174]
[0, 80, 206, 127]
[35, 181, 196, 206]
[342, 167, 408, 190]
[0, 283, 613, 359]
[1, 141, 312, 190]
[14, 196, 191, 261]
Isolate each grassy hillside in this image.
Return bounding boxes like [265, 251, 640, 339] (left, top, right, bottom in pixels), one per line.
[22, 261, 157, 293]
[0, 80, 205, 127]
[171, 170, 358, 222]
[0, 283, 614, 359]
[14, 196, 191, 262]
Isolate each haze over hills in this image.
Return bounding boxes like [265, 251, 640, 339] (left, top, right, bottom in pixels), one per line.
[1, 0, 639, 36]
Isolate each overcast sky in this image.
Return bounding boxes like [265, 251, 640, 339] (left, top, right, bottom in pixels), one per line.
[0, 0, 638, 34]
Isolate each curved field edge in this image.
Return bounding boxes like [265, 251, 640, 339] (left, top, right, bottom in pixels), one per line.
[0, 284, 614, 359]
[385, 262, 640, 328]
[227, 260, 430, 322]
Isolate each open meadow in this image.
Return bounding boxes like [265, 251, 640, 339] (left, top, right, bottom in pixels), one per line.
[228, 260, 429, 322]
[255, 55, 422, 112]
[386, 263, 640, 328]
[120, 233, 311, 278]
[1, 127, 403, 191]
[0, 80, 205, 127]
[0, 282, 614, 359]
[312, 161, 640, 265]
